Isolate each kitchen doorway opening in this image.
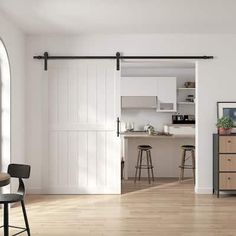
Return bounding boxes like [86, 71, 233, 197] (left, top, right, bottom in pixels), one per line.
[120, 60, 196, 194]
[0, 39, 11, 178]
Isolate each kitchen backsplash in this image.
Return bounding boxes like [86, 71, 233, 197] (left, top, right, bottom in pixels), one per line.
[121, 109, 172, 132]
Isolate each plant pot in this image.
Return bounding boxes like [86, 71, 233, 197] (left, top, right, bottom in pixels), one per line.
[219, 127, 232, 135]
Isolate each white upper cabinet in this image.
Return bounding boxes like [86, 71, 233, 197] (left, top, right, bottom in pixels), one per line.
[121, 77, 158, 96]
[156, 77, 177, 112]
[121, 77, 176, 112]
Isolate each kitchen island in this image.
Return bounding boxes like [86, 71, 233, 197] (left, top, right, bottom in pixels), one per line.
[121, 131, 195, 179]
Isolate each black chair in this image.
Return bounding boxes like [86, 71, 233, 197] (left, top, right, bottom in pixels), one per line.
[0, 164, 31, 236]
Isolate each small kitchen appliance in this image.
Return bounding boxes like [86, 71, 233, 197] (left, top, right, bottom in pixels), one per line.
[172, 115, 195, 124]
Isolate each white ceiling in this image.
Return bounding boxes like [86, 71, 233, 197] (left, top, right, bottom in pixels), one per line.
[0, 0, 236, 35]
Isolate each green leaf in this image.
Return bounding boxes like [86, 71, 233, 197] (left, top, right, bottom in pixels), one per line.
[216, 116, 234, 129]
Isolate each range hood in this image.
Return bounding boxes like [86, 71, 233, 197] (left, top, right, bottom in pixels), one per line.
[121, 96, 157, 109]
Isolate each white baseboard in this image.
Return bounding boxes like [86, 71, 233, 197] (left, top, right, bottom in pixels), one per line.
[27, 187, 121, 194]
[195, 187, 212, 194]
[29, 186, 212, 195]
[27, 188, 43, 194]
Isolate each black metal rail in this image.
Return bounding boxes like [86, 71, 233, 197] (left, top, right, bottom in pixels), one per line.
[33, 51, 214, 71]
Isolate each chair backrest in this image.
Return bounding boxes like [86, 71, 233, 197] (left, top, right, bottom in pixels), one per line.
[8, 164, 31, 179]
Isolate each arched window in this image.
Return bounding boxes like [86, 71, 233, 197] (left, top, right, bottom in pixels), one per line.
[0, 39, 10, 174]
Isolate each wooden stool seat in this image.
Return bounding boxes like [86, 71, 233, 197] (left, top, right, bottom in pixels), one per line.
[179, 145, 195, 183]
[135, 145, 154, 184]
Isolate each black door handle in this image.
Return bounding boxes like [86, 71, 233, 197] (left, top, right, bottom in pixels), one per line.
[117, 117, 120, 137]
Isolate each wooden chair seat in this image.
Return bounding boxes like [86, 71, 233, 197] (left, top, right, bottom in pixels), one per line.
[0, 194, 23, 204]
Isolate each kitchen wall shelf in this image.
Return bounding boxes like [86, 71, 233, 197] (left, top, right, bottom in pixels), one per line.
[156, 109, 177, 113]
[178, 88, 195, 90]
[178, 102, 195, 105]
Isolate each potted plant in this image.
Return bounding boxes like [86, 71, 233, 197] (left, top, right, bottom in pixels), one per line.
[216, 116, 234, 135]
[144, 123, 155, 135]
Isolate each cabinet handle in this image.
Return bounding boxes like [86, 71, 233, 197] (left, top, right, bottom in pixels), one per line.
[116, 117, 120, 137]
[228, 177, 231, 180]
[228, 140, 231, 143]
[228, 158, 231, 161]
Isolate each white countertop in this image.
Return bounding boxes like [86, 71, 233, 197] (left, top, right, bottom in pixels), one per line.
[121, 132, 195, 139]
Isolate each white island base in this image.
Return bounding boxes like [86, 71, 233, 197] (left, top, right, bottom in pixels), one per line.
[122, 133, 195, 179]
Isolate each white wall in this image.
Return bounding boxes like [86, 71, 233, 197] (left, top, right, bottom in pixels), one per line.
[26, 34, 236, 194]
[0, 11, 26, 190]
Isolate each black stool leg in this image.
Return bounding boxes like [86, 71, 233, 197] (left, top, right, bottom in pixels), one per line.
[146, 150, 151, 184]
[179, 149, 186, 181]
[21, 200, 30, 236]
[191, 149, 195, 185]
[148, 150, 155, 182]
[138, 150, 143, 181]
[134, 150, 141, 183]
[3, 203, 9, 236]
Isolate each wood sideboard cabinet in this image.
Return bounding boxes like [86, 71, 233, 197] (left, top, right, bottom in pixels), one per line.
[213, 134, 236, 197]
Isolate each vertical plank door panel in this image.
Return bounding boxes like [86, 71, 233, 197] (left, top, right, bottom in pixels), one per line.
[44, 60, 120, 194]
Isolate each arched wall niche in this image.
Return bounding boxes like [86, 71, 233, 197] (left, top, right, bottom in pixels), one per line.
[0, 38, 11, 178]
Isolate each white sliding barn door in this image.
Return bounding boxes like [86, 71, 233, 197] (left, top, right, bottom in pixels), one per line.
[42, 60, 121, 194]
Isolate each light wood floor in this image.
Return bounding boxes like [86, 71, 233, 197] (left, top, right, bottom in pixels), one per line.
[121, 177, 181, 194]
[3, 178, 236, 236]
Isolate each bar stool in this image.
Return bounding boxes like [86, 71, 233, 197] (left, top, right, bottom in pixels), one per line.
[179, 145, 195, 183]
[134, 145, 154, 184]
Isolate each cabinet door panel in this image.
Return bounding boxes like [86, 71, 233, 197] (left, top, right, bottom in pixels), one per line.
[121, 77, 157, 96]
[157, 77, 176, 112]
[219, 136, 236, 153]
[220, 154, 236, 171]
[157, 77, 176, 103]
[220, 173, 236, 189]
